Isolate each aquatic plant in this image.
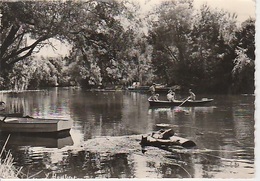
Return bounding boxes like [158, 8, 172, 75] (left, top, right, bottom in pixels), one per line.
[0, 135, 22, 179]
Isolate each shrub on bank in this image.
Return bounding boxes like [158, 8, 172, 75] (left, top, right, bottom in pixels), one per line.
[0, 135, 22, 179]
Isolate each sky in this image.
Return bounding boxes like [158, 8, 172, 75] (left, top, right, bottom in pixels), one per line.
[138, 0, 255, 23]
[36, 0, 256, 57]
[193, 0, 255, 23]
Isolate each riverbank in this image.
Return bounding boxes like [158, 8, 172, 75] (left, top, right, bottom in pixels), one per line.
[81, 135, 143, 153]
[0, 135, 21, 179]
[0, 151, 20, 179]
[2, 134, 182, 179]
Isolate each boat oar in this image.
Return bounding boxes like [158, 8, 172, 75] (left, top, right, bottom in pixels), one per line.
[178, 97, 190, 107]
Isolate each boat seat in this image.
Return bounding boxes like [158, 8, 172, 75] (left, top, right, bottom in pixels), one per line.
[0, 116, 6, 121]
[4, 118, 18, 122]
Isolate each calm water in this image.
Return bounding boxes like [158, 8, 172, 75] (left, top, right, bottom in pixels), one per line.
[0, 88, 255, 178]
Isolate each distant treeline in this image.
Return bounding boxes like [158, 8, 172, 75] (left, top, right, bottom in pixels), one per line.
[0, 0, 255, 94]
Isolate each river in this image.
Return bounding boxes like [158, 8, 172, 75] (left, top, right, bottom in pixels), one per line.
[0, 88, 255, 179]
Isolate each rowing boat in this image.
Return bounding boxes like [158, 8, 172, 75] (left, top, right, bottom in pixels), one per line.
[148, 97, 213, 107]
[0, 115, 73, 133]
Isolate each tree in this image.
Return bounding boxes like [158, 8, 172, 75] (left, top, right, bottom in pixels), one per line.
[7, 56, 62, 90]
[231, 18, 255, 93]
[0, 0, 147, 89]
[189, 4, 238, 93]
[65, 0, 150, 87]
[0, 1, 91, 83]
[148, 0, 194, 86]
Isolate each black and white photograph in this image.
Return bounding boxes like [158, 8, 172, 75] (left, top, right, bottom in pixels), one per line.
[0, 0, 256, 179]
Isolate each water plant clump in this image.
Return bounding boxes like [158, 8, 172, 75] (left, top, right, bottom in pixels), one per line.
[0, 135, 22, 179]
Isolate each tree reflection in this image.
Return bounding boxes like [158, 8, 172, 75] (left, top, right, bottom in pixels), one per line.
[55, 151, 134, 178]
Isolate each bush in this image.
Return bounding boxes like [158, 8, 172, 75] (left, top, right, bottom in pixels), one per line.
[0, 135, 22, 179]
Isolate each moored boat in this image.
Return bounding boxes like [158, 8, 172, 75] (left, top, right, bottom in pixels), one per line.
[148, 97, 213, 107]
[140, 129, 196, 148]
[127, 86, 150, 92]
[0, 115, 73, 133]
[127, 82, 173, 93]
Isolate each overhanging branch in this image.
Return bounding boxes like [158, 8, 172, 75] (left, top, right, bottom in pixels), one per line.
[3, 34, 53, 65]
[0, 25, 21, 59]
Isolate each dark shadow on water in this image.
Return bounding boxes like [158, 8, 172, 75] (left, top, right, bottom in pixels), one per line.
[0, 131, 73, 149]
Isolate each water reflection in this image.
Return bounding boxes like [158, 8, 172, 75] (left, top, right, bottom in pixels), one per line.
[1, 133, 73, 149]
[148, 106, 216, 121]
[0, 88, 71, 118]
[14, 149, 135, 178]
[135, 146, 197, 178]
[63, 151, 134, 178]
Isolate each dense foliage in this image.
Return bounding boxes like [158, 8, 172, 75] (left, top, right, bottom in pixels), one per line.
[0, 0, 255, 94]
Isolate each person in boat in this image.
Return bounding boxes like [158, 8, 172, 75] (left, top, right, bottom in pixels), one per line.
[149, 83, 156, 100]
[167, 89, 176, 102]
[188, 89, 196, 101]
[0, 101, 5, 111]
[154, 94, 159, 101]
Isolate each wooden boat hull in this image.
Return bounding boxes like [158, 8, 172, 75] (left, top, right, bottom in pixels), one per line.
[0, 116, 73, 133]
[141, 135, 196, 148]
[140, 129, 196, 148]
[148, 98, 213, 107]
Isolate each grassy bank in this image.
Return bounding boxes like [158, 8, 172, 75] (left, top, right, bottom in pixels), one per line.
[0, 135, 21, 179]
